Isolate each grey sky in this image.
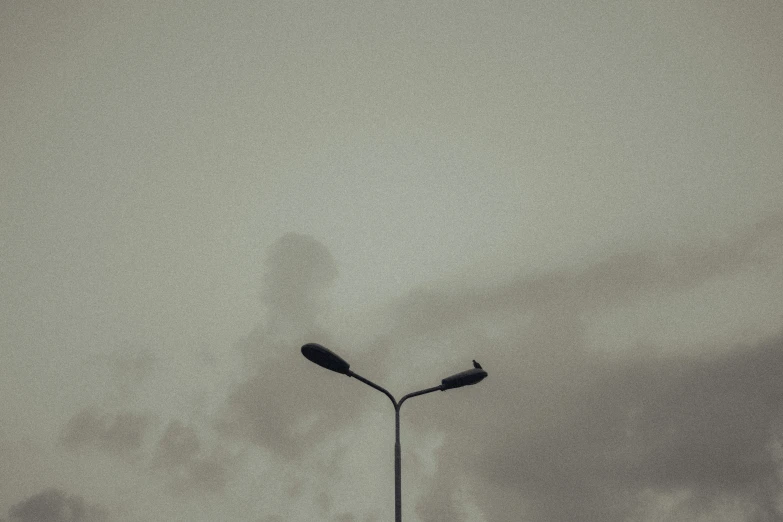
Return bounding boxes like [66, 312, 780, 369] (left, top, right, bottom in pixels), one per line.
[2, 1, 782, 520]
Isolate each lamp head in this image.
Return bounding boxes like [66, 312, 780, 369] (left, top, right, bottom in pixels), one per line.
[441, 368, 488, 390]
[301, 343, 351, 375]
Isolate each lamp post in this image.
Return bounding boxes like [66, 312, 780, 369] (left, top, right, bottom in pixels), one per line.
[301, 343, 487, 522]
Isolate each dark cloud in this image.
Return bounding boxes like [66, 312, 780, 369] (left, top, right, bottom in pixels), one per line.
[259, 233, 339, 341]
[8, 488, 108, 522]
[60, 408, 155, 455]
[462, 334, 783, 522]
[216, 234, 365, 458]
[600, 341, 783, 496]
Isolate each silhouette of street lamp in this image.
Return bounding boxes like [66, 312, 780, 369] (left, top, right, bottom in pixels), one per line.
[301, 343, 487, 522]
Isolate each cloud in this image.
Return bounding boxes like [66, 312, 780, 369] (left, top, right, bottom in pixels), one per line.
[376, 214, 783, 521]
[414, 467, 468, 522]
[60, 408, 155, 456]
[60, 412, 232, 495]
[51, 233, 354, 507]
[152, 420, 201, 470]
[393, 211, 783, 335]
[259, 232, 339, 341]
[599, 341, 783, 497]
[8, 488, 109, 522]
[462, 334, 783, 522]
[151, 420, 231, 494]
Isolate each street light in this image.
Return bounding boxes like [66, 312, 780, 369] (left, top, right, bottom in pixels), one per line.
[300, 343, 487, 522]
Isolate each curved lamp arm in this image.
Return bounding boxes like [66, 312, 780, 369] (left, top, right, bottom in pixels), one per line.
[348, 370, 397, 407]
[398, 385, 443, 408]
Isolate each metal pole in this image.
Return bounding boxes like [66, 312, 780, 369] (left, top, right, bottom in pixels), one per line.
[394, 386, 440, 522]
[348, 372, 442, 522]
[395, 404, 402, 522]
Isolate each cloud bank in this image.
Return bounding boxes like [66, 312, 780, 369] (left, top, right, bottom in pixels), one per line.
[391, 213, 783, 521]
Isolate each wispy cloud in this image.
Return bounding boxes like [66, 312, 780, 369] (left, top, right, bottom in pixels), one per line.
[60, 408, 156, 456]
[394, 212, 783, 335]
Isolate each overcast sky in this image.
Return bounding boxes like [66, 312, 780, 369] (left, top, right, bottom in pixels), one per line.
[2, 1, 782, 521]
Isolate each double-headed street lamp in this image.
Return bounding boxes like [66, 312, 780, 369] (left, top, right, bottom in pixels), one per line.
[301, 343, 488, 522]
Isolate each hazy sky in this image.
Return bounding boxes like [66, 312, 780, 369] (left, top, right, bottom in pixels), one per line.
[1, 1, 782, 521]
